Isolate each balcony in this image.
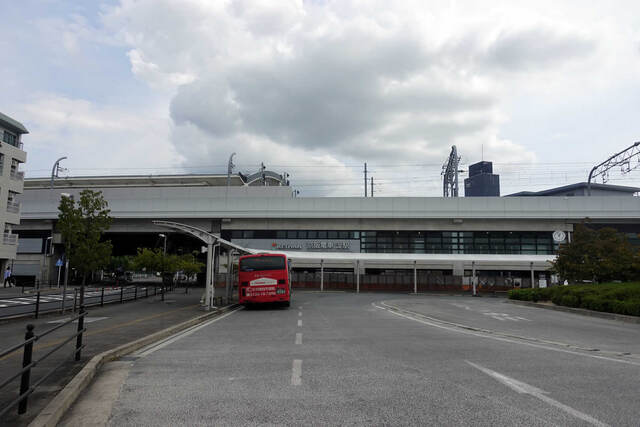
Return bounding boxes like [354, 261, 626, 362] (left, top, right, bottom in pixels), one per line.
[3, 233, 17, 245]
[6, 201, 20, 214]
[9, 170, 24, 181]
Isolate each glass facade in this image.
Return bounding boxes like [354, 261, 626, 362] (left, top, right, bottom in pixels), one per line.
[226, 230, 557, 255]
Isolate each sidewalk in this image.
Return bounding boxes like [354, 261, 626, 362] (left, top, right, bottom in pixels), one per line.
[0, 287, 212, 426]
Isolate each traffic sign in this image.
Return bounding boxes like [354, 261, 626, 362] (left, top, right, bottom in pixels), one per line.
[56, 259, 63, 267]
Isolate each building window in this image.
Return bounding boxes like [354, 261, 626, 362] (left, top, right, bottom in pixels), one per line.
[2, 131, 17, 147]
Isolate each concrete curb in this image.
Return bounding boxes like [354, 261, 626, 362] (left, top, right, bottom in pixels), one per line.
[505, 299, 640, 324]
[28, 304, 240, 427]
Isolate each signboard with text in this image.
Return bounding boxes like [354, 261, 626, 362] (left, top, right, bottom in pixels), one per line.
[234, 239, 361, 253]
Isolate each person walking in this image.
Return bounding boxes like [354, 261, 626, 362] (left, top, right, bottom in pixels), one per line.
[3, 267, 12, 287]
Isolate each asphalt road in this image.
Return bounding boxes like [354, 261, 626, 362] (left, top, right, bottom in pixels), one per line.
[66, 292, 640, 426]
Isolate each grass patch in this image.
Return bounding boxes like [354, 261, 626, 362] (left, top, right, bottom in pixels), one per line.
[508, 282, 640, 316]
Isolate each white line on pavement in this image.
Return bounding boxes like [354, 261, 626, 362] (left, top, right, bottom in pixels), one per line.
[298, 312, 302, 317]
[373, 302, 640, 367]
[297, 319, 302, 327]
[466, 361, 609, 427]
[135, 308, 242, 358]
[295, 333, 302, 345]
[291, 359, 302, 385]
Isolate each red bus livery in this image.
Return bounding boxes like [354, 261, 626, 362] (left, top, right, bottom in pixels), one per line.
[238, 253, 291, 307]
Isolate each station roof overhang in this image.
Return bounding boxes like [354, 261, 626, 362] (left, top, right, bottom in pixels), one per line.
[249, 250, 555, 270]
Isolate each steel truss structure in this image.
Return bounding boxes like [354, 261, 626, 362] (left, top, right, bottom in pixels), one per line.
[441, 145, 461, 197]
[588, 141, 640, 195]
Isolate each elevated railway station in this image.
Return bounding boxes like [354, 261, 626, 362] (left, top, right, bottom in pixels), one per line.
[13, 174, 640, 289]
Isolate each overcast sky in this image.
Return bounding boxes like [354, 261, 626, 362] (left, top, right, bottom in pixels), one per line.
[2, 0, 640, 196]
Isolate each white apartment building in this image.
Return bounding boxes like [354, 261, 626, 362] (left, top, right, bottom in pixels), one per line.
[0, 112, 27, 275]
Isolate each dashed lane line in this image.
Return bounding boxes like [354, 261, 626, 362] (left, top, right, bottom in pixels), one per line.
[291, 359, 302, 385]
[295, 333, 302, 345]
[297, 319, 302, 327]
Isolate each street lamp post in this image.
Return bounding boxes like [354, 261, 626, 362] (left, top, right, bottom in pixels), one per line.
[159, 234, 167, 300]
[60, 193, 72, 313]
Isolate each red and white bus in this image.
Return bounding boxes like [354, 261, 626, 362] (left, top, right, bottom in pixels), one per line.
[238, 253, 291, 307]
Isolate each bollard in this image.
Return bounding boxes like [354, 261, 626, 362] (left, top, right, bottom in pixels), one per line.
[75, 307, 85, 361]
[120, 287, 124, 303]
[101, 287, 105, 307]
[35, 292, 41, 319]
[134, 286, 138, 300]
[161, 285, 165, 302]
[146, 286, 148, 298]
[18, 324, 35, 414]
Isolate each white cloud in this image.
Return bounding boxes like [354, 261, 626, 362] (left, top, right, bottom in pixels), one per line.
[17, 94, 182, 177]
[8, 0, 640, 195]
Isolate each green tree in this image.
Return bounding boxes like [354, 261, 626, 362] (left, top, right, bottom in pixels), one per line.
[552, 224, 635, 283]
[57, 190, 113, 304]
[178, 253, 205, 279]
[133, 248, 182, 284]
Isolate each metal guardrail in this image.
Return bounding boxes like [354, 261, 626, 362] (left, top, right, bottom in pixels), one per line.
[0, 284, 174, 320]
[6, 201, 20, 214]
[0, 310, 87, 417]
[9, 170, 24, 181]
[3, 232, 17, 245]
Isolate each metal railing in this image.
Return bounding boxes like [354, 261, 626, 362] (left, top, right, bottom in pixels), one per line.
[6, 201, 20, 214]
[3, 232, 18, 245]
[0, 310, 86, 417]
[9, 170, 24, 181]
[0, 284, 174, 320]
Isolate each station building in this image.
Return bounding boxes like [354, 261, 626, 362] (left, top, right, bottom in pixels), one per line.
[13, 173, 640, 289]
[0, 112, 27, 276]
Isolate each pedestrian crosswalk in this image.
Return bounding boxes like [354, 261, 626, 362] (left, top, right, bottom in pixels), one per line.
[0, 288, 141, 308]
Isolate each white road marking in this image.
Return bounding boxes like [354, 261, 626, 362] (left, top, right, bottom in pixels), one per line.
[466, 361, 609, 427]
[135, 308, 241, 358]
[0, 299, 30, 305]
[373, 302, 640, 367]
[295, 333, 302, 345]
[298, 312, 302, 317]
[291, 359, 302, 385]
[450, 303, 472, 310]
[483, 312, 530, 322]
[297, 319, 302, 327]
[47, 317, 109, 324]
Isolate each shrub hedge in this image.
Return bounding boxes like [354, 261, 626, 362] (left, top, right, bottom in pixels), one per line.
[508, 282, 640, 316]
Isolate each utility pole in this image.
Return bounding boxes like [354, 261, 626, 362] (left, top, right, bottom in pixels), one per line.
[370, 176, 374, 197]
[364, 162, 368, 197]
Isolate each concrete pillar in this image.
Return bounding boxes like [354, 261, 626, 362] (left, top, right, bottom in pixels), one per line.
[320, 259, 324, 292]
[205, 243, 213, 310]
[355, 260, 360, 293]
[413, 260, 417, 294]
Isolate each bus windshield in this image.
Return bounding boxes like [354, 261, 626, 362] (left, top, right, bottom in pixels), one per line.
[240, 256, 286, 272]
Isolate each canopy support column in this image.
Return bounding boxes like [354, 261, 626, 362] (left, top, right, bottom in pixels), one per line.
[205, 243, 213, 311]
[472, 261, 477, 297]
[320, 259, 324, 292]
[530, 262, 535, 289]
[413, 260, 417, 294]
